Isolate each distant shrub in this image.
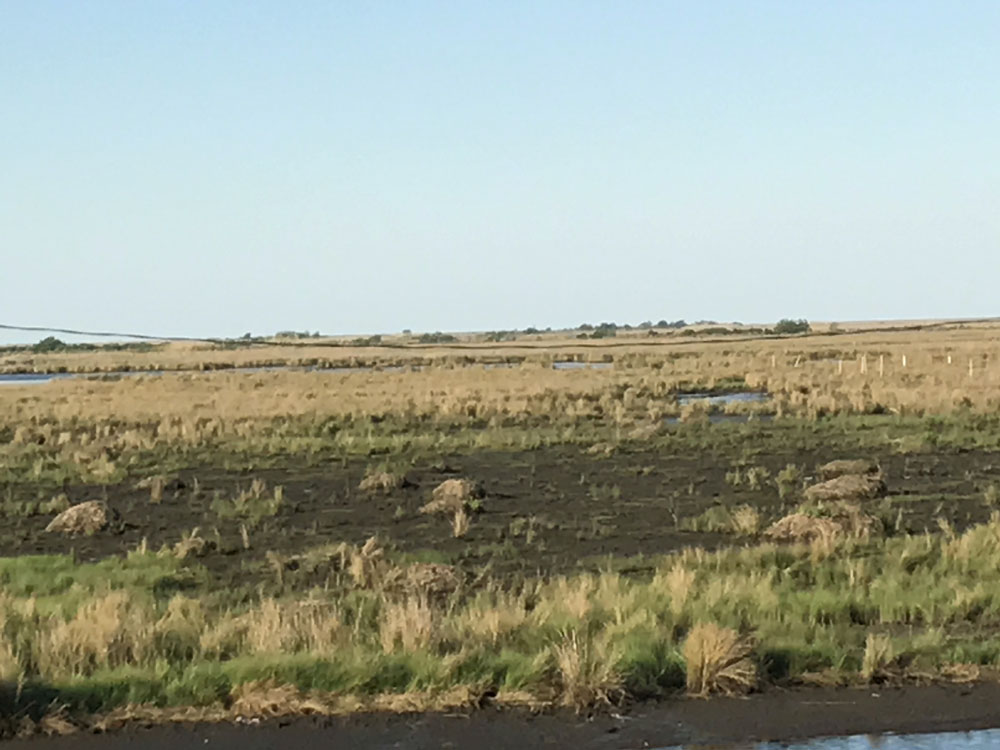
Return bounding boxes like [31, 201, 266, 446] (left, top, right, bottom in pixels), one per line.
[418, 332, 457, 344]
[588, 323, 618, 339]
[33, 336, 67, 353]
[773, 319, 811, 335]
[274, 330, 320, 339]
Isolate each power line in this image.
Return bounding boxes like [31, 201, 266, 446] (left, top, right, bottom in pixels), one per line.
[0, 323, 223, 344]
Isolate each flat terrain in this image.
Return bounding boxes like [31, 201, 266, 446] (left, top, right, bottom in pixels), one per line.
[7, 328, 1000, 742]
[4, 444, 999, 588]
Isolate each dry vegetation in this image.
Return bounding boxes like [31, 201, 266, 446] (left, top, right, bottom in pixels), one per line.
[5, 323, 1000, 734]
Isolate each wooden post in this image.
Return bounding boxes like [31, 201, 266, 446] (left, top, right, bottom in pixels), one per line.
[771, 355, 776, 369]
[879, 355, 884, 378]
[902, 354, 907, 368]
[838, 359, 843, 375]
[970, 358, 974, 377]
[948, 355, 952, 365]
[861, 355, 868, 375]
[794, 356, 801, 368]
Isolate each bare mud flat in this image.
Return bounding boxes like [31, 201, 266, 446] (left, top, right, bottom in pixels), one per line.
[8, 684, 1000, 749]
[5, 446, 996, 588]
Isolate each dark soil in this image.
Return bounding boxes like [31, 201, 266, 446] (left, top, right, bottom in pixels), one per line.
[5, 447, 1000, 587]
[9, 683, 1000, 748]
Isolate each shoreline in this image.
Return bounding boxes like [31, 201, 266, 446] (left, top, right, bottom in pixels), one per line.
[9, 683, 1000, 748]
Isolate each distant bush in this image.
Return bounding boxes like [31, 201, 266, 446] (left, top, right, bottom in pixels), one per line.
[589, 323, 618, 339]
[773, 319, 811, 335]
[33, 336, 67, 353]
[275, 330, 321, 339]
[485, 330, 523, 342]
[418, 332, 458, 344]
[26, 337, 159, 354]
[657, 320, 687, 329]
[351, 335, 383, 346]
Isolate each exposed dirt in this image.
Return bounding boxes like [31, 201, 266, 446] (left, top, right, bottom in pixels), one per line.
[9, 683, 1000, 748]
[4, 447, 1000, 587]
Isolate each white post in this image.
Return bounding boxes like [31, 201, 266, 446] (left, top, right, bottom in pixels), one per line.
[879, 355, 884, 378]
[794, 356, 801, 368]
[902, 354, 907, 368]
[838, 359, 843, 375]
[861, 355, 868, 375]
[771, 354, 776, 369]
[948, 355, 952, 365]
[970, 358, 974, 377]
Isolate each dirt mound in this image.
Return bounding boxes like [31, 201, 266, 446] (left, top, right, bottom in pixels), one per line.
[817, 459, 880, 481]
[45, 501, 121, 536]
[358, 471, 407, 494]
[420, 479, 484, 515]
[804, 473, 886, 503]
[765, 504, 882, 543]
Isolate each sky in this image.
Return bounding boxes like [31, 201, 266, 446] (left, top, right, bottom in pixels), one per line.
[2, 1, 998, 342]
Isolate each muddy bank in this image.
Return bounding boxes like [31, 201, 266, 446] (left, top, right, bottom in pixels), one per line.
[9, 683, 1000, 749]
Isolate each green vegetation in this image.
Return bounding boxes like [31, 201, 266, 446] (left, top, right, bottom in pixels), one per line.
[3, 517, 1000, 723]
[772, 318, 811, 335]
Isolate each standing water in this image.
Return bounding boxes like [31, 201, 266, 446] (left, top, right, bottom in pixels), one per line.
[659, 728, 1000, 749]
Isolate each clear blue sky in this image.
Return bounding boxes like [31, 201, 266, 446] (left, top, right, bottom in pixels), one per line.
[2, 1, 998, 342]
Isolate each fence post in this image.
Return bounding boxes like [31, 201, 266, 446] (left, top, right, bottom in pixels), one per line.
[879, 355, 884, 378]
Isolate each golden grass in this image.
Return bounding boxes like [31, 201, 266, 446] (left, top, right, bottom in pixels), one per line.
[682, 622, 757, 697]
[5, 324, 1000, 448]
[552, 628, 622, 708]
[861, 633, 894, 682]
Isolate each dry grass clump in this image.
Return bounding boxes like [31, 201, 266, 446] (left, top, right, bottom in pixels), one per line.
[45, 501, 121, 536]
[683, 622, 757, 697]
[37, 591, 150, 678]
[384, 562, 462, 599]
[420, 478, 485, 515]
[818, 458, 880, 480]
[230, 681, 327, 718]
[730, 505, 761, 535]
[655, 563, 697, 616]
[379, 594, 436, 653]
[803, 473, 886, 503]
[552, 629, 622, 709]
[172, 528, 216, 560]
[358, 469, 408, 494]
[347, 537, 387, 588]
[861, 632, 894, 682]
[452, 507, 471, 538]
[765, 502, 882, 543]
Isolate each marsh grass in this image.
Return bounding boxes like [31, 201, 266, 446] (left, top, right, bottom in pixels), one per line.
[683, 623, 756, 696]
[681, 505, 760, 535]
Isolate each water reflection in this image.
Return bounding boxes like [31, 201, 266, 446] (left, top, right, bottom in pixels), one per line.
[0, 361, 612, 385]
[659, 728, 1000, 750]
[675, 391, 770, 406]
